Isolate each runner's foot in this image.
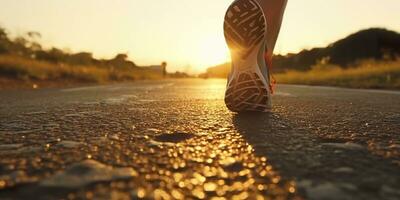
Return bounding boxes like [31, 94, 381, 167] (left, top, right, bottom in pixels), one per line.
[224, 0, 272, 112]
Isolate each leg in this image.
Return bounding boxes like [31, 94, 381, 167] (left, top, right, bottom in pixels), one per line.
[257, 0, 288, 59]
[223, 0, 287, 112]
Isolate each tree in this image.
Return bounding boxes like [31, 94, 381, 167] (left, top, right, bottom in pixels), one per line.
[36, 47, 66, 63]
[0, 27, 10, 53]
[0, 27, 7, 40]
[114, 53, 128, 61]
[26, 31, 42, 52]
[68, 52, 93, 65]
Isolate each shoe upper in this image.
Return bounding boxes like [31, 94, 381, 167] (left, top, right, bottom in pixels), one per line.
[257, 43, 271, 90]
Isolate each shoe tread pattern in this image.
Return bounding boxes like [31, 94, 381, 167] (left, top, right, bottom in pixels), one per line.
[225, 71, 269, 112]
[224, 0, 270, 112]
[224, 0, 266, 59]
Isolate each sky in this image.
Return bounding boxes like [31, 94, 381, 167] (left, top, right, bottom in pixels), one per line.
[0, 0, 399, 74]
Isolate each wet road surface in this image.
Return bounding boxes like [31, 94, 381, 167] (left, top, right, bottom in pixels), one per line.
[0, 79, 399, 200]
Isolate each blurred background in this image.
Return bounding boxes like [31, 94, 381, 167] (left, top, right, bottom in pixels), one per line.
[0, 0, 399, 89]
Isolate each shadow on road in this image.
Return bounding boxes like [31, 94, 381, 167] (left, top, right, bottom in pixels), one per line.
[232, 111, 400, 200]
[231, 112, 313, 189]
[232, 112, 273, 138]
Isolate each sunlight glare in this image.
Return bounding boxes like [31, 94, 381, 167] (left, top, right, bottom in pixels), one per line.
[194, 36, 230, 73]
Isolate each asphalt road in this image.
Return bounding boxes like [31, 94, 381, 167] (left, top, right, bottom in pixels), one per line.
[0, 79, 399, 200]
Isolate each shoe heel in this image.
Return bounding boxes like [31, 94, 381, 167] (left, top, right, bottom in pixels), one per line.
[225, 71, 271, 112]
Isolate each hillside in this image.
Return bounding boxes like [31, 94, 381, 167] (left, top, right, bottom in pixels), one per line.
[0, 28, 133, 69]
[274, 28, 400, 72]
[0, 27, 177, 88]
[200, 28, 400, 78]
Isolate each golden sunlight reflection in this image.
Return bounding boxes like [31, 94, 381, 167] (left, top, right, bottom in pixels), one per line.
[205, 80, 228, 89]
[126, 126, 298, 199]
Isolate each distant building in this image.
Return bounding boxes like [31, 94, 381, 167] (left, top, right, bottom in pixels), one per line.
[142, 62, 167, 77]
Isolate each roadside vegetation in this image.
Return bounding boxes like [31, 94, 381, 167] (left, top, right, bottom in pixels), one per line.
[200, 28, 400, 90]
[274, 58, 400, 90]
[0, 26, 178, 89]
[0, 54, 163, 83]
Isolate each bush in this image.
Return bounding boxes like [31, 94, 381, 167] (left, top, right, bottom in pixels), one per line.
[275, 58, 400, 89]
[0, 54, 163, 83]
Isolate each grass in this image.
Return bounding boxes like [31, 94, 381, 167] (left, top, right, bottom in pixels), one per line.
[0, 54, 163, 85]
[2, 54, 399, 90]
[274, 59, 400, 90]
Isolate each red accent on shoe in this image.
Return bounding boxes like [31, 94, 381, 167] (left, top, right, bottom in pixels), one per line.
[264, 53, 276, 94]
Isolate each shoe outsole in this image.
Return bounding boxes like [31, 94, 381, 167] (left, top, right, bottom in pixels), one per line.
[224, 0, 271, 112]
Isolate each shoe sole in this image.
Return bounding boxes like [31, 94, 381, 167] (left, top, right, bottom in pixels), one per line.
[224, 0, 271, 112]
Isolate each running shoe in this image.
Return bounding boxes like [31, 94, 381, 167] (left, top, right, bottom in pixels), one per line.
[223, 0, 272, 112]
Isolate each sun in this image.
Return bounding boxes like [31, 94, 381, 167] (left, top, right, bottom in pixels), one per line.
[193, 36, 231, 73]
